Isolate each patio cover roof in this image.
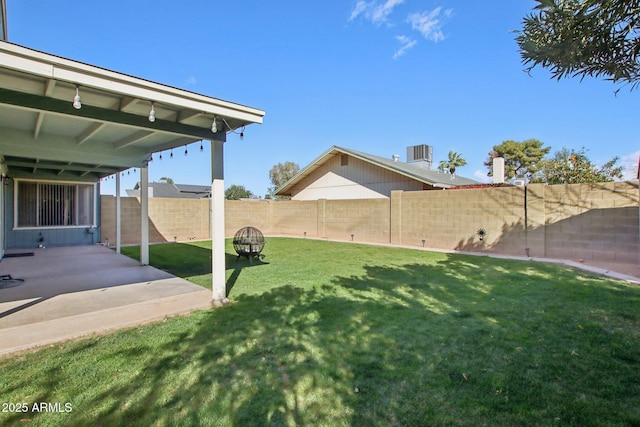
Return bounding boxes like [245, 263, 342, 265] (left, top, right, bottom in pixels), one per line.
[0, 41, 265, 181]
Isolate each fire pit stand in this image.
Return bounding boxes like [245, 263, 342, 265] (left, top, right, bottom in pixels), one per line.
[232, 226, 265, 264]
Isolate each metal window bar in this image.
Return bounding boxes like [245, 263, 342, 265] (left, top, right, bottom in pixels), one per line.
[18, 181, 94, 227]
[17, 182, 37, 227]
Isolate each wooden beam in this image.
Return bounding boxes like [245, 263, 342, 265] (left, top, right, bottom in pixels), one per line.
[2, 159, 122, 174]
[44, 79, 56, 97]
[0, 88, 217, 140]
[77, 122, 105, 144]
[113, 130, 154, 150]
[34, 112, 45, 139]
[119, 96, 136, 111]
[0, 126, 149, 169]
[178, 110, 203, 123]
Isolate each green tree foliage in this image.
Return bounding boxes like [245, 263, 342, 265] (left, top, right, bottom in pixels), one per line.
[225, 184, 254, 200]
[268, 161, 300, 199]
[485, 139, 551, 180]
[159, 177, 174, 184]
[438, 151, 468, 175]
[437, 160, 447, 173]
[536, 147, 624, 183]
[517, 0, 640, 90]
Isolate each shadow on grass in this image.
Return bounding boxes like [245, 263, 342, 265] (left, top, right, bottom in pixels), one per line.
[120, 242, 270, 293]
[3, 253, 640, 426]
[226, 254, 269, 295]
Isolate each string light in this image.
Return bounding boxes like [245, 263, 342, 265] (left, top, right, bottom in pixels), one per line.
[72, 86, 82, 109]
[159, 152, 163, 160]
[170, 149, 173, 159]
[148, 102, 156, 122]
[221, 118, 246, 140]
[200, 141, 204, 152]
[184, 145, 188, 156]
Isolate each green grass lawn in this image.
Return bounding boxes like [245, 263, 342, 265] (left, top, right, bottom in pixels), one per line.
[1, 238, 640, 426]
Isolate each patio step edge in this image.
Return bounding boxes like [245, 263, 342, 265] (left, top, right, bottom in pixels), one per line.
[0, 289, 213, 357]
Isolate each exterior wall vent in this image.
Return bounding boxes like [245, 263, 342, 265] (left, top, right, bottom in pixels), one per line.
[406, 144, 433, 169]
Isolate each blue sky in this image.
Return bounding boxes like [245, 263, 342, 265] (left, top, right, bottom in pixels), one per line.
[6, 0, 639, 196]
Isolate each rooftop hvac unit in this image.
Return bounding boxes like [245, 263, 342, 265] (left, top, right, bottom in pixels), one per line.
[406, 144, 433, 168]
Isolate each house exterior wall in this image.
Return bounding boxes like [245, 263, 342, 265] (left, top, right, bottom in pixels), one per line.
[3, 178, 101, 249]
[289, 154, 424, 200]
[100, 181, 639, 274]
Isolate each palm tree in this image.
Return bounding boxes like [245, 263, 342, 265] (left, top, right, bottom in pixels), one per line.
[440, 151, 467, 176]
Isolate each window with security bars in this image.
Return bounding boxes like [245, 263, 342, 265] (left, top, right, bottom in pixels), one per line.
[16, 181, 95, 228]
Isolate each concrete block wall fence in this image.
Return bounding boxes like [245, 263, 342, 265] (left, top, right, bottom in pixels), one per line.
[101, 181, 639, 268]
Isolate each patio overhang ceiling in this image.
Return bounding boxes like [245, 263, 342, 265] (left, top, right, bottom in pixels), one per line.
[0, 41, 265, 181]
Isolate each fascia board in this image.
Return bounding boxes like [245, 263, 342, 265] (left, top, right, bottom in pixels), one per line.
[0, 42, 265, 124]
[275, 146, 339, 195]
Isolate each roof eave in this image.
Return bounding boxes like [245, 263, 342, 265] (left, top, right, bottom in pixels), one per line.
[0, 42, 265, 126]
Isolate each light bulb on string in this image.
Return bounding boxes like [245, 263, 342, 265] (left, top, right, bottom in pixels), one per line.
[170, 149, 173, 159]
[72, 86, 82, 109]
[159, 152, 163, 160]
[200, 141, 204, 152]
[148, 102, 156, 122]
[184, 145, 188, 156]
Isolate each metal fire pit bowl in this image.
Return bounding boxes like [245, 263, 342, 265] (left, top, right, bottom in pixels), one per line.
[232, 226, 265, 264]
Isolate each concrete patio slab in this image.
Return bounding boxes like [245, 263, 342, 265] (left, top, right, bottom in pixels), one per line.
[0, 245, 212, 356]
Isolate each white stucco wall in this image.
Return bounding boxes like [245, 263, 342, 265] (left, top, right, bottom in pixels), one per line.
[290, 154, 424, 200]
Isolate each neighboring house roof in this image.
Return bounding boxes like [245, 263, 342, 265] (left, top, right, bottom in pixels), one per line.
[127, 182, 210, 198]
[276, 146, 479, 196]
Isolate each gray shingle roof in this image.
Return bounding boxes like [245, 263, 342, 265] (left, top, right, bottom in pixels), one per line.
[128, 182, 210, 198]
[337, 146, 480, 187]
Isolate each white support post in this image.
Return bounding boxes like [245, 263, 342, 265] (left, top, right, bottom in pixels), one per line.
[140, 167, 149, 265]
[211, 139, 227, 304]
[115, 172, 121, 254]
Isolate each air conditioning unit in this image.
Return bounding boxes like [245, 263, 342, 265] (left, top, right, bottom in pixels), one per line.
[406, 144, 433, 168]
